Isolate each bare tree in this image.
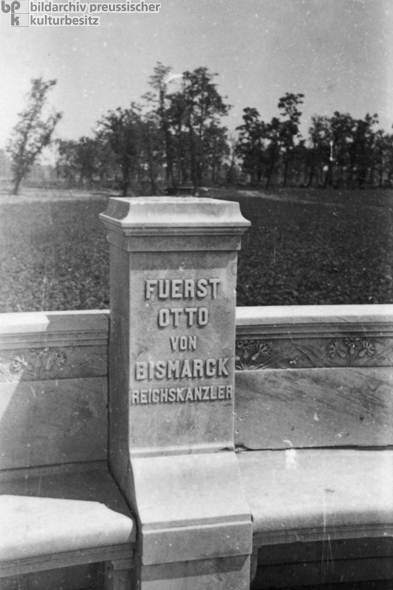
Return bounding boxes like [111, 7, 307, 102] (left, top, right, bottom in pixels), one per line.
[7, 78, 62, 195]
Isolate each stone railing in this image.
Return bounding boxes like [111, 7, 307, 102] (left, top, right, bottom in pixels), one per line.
[234, 304, 393, 451]
[2, 303, 392, 463]
[0, 310, 109, 469]
[3, 303, 391, 377]
[1, 196, 392, 590]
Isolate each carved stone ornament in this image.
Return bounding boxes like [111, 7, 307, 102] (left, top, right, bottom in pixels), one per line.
[296, 337, 377, 368]
[327, 337, 375, 364]
[9, 347, 67, 380]
[235, 336, 382, 370]
[235, 340, 272, 370]
[0, 348, 67, 382]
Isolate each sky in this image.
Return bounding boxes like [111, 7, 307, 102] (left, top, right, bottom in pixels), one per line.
[1, 0, 393, 150]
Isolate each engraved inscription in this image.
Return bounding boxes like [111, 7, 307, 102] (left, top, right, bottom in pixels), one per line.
[133, 276, 230, 405]
[135, 358, 229, 380]
[158, 307, 208, 328]
[145, 278, 221, 300]
[131, 385, 233, 405]
[170, 336, 197, 351]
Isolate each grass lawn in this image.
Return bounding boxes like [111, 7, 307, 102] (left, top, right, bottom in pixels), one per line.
[0, 188, 392, 312]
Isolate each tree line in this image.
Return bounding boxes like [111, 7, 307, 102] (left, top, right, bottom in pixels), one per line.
[7, 65, 393, 194]
[237, 97, 393, 189]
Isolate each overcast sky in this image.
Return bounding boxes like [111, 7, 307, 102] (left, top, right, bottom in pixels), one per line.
[1, 0, 392, 148]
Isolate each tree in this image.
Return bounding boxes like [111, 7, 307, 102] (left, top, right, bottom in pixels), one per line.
[374, 129, 391, 187]
[96, 104, 144, 196]
[7, 78, 62, 194]
[307, 115, 331, 187]
[55, 139, 79, 185]
[179, 67, 230, 190]
[277, 92, 304, 187]
[74, 136, 99, 185]
[55, 136, 118, 187]
[264, 116, 282, 188]
[140, 114, 165, 194]
[144, 64, 230, 190]
[326, 112, 355, 187]
[203, 123, 229, 184]
[236, 107, 266, 183]
[350, 114, 378, 188]
[144, 62, 177, 188]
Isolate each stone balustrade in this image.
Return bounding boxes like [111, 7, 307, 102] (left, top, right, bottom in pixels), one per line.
[1, 196, 393, 589]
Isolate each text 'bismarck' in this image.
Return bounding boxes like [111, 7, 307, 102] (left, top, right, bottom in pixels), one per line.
[135, 357, 229, 381]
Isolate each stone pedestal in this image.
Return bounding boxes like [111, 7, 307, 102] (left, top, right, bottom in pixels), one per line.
[100, 197, 252, 589]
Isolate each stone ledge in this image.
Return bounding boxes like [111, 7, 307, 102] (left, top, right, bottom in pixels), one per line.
[100, 197, 251, 230]
[100, 197, 250, 252]
[0, 461, 135, 562]
[236, 304, 393, 338]
[2, 305, 393, 346]
[238, 448, 393, 547]
[0, 310, 109, 348]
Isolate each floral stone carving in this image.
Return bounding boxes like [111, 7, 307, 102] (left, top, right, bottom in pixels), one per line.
[327, 338, 375, 365]
[9, 348, 67, 380]
[235, 340, 272, 370]
[235, 335, 380, 371]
